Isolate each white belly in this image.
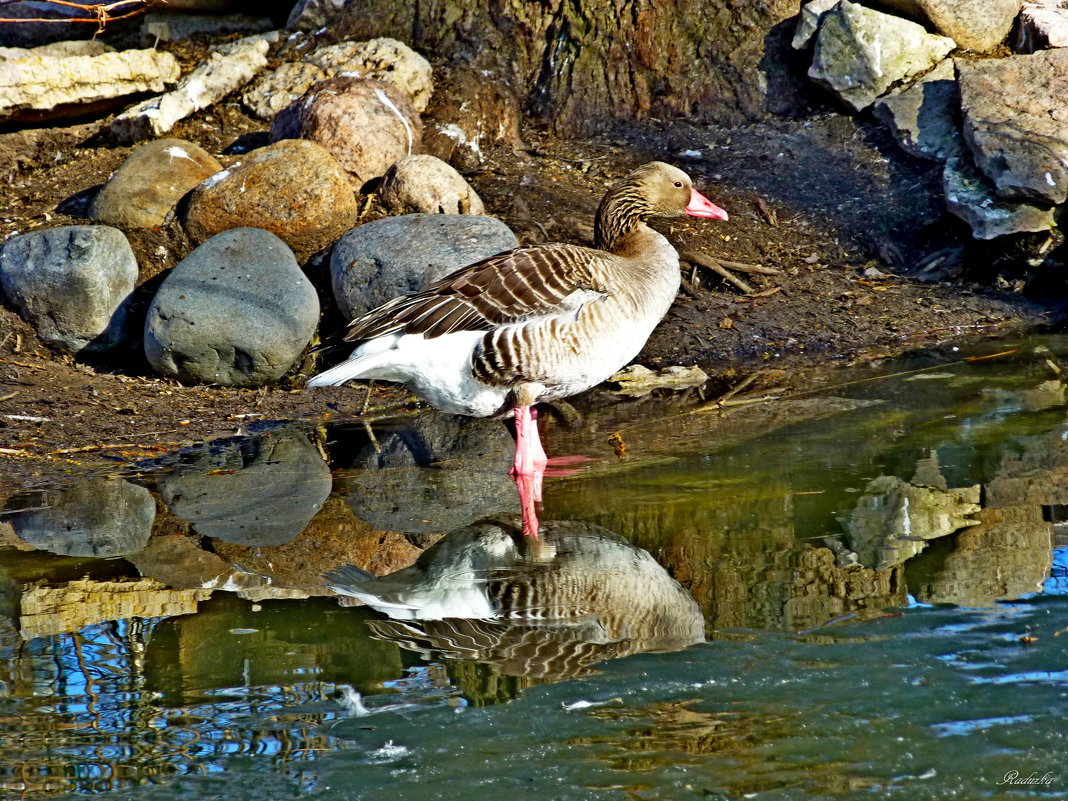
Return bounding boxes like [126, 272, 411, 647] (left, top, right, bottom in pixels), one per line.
[354, 331, 508, 417]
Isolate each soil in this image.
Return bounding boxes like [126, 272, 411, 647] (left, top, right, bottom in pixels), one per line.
[1, 45, 1064, 498]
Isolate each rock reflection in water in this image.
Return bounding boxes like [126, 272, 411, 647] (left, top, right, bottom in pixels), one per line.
[838, 471, 981, 571]
[6, 477, 154, 557]
[338, 411, 519, 534]
[327, 519, 705, 681]
[159, 427, 331, 546]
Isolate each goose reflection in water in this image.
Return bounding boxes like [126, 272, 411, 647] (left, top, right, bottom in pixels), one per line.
[326, 519, 704, 681]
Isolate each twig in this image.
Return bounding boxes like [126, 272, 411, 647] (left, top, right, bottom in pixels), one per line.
[685, 251, 782, 276]
[755, 197, 778, 226]
[693, 373, 762, 413]
[681, 251, 754, 294]
[48, 443, 168, 455]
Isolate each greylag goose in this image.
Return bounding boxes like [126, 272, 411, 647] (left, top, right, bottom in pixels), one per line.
[308, 162, 727, 534]
[326, 519, 705, 681]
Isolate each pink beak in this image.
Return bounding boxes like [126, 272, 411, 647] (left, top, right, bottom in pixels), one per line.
[685, 187, 728, 220]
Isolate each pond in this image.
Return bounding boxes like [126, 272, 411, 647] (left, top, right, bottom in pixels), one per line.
[1, 335, 1067, 800]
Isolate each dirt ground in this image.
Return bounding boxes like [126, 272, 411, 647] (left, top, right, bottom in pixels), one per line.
[1, 52, 1064, 497]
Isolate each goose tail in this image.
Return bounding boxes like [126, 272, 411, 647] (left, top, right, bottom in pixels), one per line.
[306, 352, 381, 387]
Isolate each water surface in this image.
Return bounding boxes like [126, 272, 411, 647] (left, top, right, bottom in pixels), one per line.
[2, 336, 1067, 799]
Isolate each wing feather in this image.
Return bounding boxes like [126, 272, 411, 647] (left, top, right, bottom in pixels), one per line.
[343, 243, 611, 342]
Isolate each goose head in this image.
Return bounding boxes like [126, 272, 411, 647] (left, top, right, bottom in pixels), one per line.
[595, 161, 727, 249]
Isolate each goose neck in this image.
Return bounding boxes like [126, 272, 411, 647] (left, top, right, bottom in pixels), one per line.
[594, 185, 650, 252]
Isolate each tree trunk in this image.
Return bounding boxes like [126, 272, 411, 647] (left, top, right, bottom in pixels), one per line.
[335, 0, 808, 136]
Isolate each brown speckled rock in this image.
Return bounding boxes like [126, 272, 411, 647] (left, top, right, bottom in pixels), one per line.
[91, 138, 222, 228]
[181, 138, 357, 256]
[380, 154, 484, 215]
[270, 76, 422, 187]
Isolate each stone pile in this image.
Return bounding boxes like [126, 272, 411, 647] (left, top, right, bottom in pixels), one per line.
[0, 32, 519, 387]
[795, 0, 1068, 240]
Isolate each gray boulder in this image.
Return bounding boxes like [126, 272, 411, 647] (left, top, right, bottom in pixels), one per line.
[957, 50, 1068, 206]
[0, 225, 138, 354]
[379, 155, 485, 215]
[943, 155, 1057, 239]
[90, 138, 223, 228]
[286, 0, 347, 29]
[145, 227, 319, 386]
[876, 0, 1019, 52]
[1015, 0, 1068, 52]
[8, 478, 155, 558]
[330, 213, 517, 320]
[792, 0, 840, 49]
[159, 428, 332, 547]
[809, 0, 956, 112]
[872, 60, 963, 162]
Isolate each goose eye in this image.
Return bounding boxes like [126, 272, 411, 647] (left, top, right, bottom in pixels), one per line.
[673, 181, 683, 188]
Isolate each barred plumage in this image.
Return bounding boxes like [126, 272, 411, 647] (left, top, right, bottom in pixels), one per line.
[307, 162, 727, 528]
[327, 520, 705, 680]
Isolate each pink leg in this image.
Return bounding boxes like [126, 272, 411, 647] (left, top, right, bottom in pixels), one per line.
[513, 469, 544, 539]
[510, 406, 547, 478]
[510, 405, 547, 538]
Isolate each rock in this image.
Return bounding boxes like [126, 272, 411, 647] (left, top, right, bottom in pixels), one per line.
[1015, 0, 1068, 52]
[838, 474, 980, 570]
[906, 506, 1053, 605]
[7, 478, 155, 558]
[307, 38, 433, 112]
[210, 497, 423, 591]
[19, 578, 209, 640]
[241, 60, 328, 120]
[792, 0, 840, 49]
[809, 0, 956, 112]
[957, 50, 1068, 206]
[286, 0, 347, 29]
[159, 428, 332, 547]
[141, 12, 275, 43]
[330, 213, 517, 319]
[182, 138, 357, 256]
[0, 225, 138, 354]
[106, 37, 269, 144]
[270, 77, 422, 187]
[0, 47, 179, 124]
[607, 364, 710, 397]
[943, 155, 1057, 239]
[144, 227, 319, 385]
[127, 536, 233, 590]
[871, 60, 963, 162]
[379, 155, 485, 215]
[90, 138, 223, 228]
[875, 0, 1020, 52]
[0, 40, 113, 60]
[421, 66, 525, 170]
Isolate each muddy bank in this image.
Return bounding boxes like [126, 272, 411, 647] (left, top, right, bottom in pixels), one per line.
[0, 105, 1063, 495]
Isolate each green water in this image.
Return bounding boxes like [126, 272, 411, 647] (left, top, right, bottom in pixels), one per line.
[2, 336, 1068, 800]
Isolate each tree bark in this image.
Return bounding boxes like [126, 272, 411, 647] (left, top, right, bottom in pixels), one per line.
[335, 0, 808, 136]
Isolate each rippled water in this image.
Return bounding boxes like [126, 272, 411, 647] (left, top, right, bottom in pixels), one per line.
[2, 336, 1068, 800]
